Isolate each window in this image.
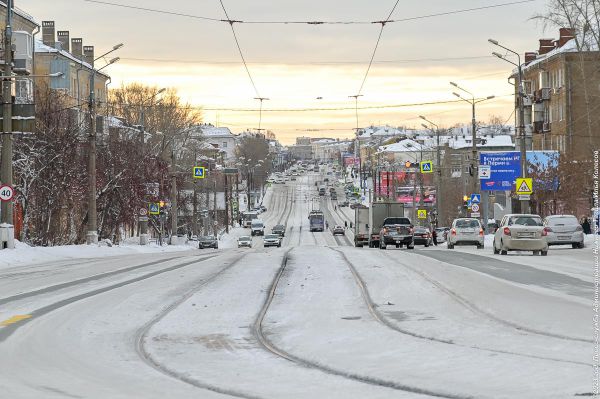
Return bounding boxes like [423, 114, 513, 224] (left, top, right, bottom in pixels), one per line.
[222, 141, 228, 148]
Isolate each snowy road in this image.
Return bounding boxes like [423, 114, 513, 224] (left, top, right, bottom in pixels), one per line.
[0, 173, 593, 398]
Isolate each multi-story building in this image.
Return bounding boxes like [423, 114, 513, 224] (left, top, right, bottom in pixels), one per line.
[515, 28, 600, 159]
[190, 124, 237, 160]
[34, 21, 110, 111]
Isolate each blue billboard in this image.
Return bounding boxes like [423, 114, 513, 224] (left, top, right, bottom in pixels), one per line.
[480, 151, 560, 192]
[480, 151, 521, 191]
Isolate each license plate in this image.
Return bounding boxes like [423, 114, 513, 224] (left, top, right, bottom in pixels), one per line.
[558, 236, 570, 240]
[518, 233, 534, 238]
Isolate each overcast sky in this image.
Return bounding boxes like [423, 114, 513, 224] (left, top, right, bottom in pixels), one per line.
[26, 0, 553, 143]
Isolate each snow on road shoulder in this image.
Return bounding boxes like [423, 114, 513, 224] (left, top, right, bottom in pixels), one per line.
[0, 239, 196, 269]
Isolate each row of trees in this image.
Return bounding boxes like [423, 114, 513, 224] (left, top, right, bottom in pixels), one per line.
[13, 83, 202, 245]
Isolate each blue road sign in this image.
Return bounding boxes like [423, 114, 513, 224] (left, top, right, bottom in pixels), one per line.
[149, 203, 160, 215]
[420, 161, 433, 173]
[467, 199, 472, 208]
[479, 151, 520, 191]
[470, 193, 481, 204]
[193, 166, 206, 179]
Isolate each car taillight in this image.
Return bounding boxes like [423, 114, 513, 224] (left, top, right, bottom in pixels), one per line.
[451, 228, 456, 236]
[545, 227, 553, 232]
[479, 229, 484, 236]
[503, 227, 511, 235]
[542, 227, 549, 236]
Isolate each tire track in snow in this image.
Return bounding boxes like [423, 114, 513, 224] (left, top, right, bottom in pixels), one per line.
[333, 248, 591, 366]
[253, 250, 474, 399]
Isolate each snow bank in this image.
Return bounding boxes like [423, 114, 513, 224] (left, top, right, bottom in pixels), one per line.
[0, 238, 197, 269]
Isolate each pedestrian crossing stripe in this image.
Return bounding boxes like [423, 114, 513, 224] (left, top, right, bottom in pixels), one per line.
[515, 177, 533, 195]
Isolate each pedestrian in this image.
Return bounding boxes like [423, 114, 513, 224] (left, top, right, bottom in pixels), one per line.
[582, 217, 592, 235]
[326, 221, 329, 229]
[432, 228, 438, 246]
[344, 220, 348, 228]
[334, 205, 337, 211]
[350, 221, 353, 229]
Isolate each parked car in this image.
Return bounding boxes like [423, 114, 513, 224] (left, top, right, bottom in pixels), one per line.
[332, 225, 345, 235]
[434, 227, 449, 243]
[493, 214, 548, 256]
[198, 236, 218, 249]
[272, 224, 286, 237]
[542, 215, 585, 248]
[412, 226, 432, 247]
[447, 218, 484, 249]
[339, 201, 349, 207]
[263, 234, 282, 248]
[251, 220, 265, 236]
[237, 236, 252, 248]
[189, 235, 198, 241]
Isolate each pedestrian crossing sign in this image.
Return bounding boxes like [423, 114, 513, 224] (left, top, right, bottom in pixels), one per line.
[149, 203, 160, 215]
[420, 161, 433, 173]
[515, 177, 533, 195]
[417, 209, 427, 219]
[193, 166, 206, 179]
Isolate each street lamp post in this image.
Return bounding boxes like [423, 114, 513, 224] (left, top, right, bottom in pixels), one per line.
[449, 81, 494, 197]
[349, 94, 363, 192]
[86, 54, 121, 244]
[420, 116, 442, 226]
[489, 38, 529, 213]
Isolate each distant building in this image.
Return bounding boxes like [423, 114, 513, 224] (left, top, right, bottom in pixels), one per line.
[190, 124, 237, 160]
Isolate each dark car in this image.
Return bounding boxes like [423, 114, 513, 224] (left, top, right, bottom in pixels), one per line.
[332, 225, 345, 235]
[272, 224, 286, 237]
[198, 236, 218, 249]
[413, 227, 432, 247]
[339, 201, 349, 207]
[259, 205, 267, 212]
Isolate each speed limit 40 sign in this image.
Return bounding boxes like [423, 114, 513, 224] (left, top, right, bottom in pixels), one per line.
[0, 185, 14, 201]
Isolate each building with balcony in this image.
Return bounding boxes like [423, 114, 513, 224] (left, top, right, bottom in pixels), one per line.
[515, 28, 600, 160]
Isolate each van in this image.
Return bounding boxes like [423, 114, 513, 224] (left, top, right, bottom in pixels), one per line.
[251, 220, 265, 236]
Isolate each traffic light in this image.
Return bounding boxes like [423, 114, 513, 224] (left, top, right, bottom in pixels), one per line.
[462, 195, 469, 208]
[404, 161, 419, 168]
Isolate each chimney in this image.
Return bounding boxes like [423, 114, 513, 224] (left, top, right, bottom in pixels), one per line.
[71, 38, 83, 60]
[41, 21, 55, 47]
[558, 27, 575, 47]
[83, 45, 94, 67]
[56, 31, 70, 52]
[538, 38, 555, 55]
[524, 51, 537, 64]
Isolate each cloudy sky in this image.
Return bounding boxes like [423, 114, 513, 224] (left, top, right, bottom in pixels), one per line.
[26, 0, 552, 143]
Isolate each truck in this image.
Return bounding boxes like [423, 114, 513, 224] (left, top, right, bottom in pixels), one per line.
[367, 201, 407, 248]
[309, 210, 325, 232]
[242, 211, 258, 228]
[354, 206, 370, 247]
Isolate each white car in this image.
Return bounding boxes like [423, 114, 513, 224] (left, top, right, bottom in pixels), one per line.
[447, 218, 484, 249]
[493, 214, 549, 256]
[251, 220, 265, 236]
[238, 236, 252, 248]
[543, 215, 584, 248]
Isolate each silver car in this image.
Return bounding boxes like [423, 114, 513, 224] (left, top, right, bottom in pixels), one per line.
[493, 214, 548, 256]
[237, 236, 252, 248]
[447, 218, 484, 249]
[543, 215, 585, 248]
[263, 234, 281, 248]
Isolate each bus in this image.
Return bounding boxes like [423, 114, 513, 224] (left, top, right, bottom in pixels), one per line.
[309, 210, 325, 232]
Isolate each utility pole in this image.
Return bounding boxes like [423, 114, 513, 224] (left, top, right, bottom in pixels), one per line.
[213, 179, 217, 238]
[0, 0, 13, 226]
[170, 146, 178, 243]
[224, 174, 229, 233]
[489, 39, 530, 213]
[420, 116, 442, 226]
[86, 68, 98, 244]
[349, 94, 363, 191]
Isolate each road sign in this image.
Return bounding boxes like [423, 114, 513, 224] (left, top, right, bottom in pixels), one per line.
[417, 209, 427, 219]
[139, 208, 148, 216]
[471, 203, 480, 212]
[0, 185, 14, 201]
[471, 212, 481, 217]
[149, 203, 160, 215]
[515, 177, 533, 195]
[224, 168, 238, 175]
[479, 151, 520, 191]
[138, 216, 148, 222]
[467, 199, 472, 208]
[193, 166, 206, 179]
[518, 194, 531, 201]
[213, 221, 218, 226]
[478, 165, 491, 179]
[470, 193, 481, 204]
[420, 161, 433, 173]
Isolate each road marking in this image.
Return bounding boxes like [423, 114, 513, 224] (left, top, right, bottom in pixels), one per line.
[0, 314, 32, 326]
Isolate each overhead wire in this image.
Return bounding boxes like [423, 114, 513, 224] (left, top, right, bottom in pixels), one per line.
[218, 0, 261, 98]
[356, 0, 400, 96]
[82, 0, 534, 25]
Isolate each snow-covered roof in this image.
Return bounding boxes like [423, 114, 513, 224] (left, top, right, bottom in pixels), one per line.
[378, 139, 424, 153]
[193, 124, 234, 138]
[0, 2, 39, 26]
[34, 40, 110, 79]
[522, 37, 599, 73]
[358, 125, 414, 139]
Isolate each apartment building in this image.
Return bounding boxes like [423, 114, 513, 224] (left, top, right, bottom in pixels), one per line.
[516, 28, 600, 160]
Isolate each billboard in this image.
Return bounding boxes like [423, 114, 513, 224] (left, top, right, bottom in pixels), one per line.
[480, 151, 560, 192]
[376, 170, 436, 206]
